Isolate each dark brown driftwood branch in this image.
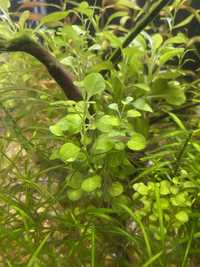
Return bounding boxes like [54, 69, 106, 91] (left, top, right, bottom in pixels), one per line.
[1, 35, 82, 101]
[149, 102, 200, 124]
[109, 0, 172, 65]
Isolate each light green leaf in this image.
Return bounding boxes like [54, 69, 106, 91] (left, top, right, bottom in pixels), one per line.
[109, 182, 124, 197]
[134, 83, 150, 92]
[81, 175, 102, 192]
[96, 115, 120, 132]
[159, 48, 184, 65]
[67, 189, 83, 201]
[75, 1, 93, 18]
[160, 180, 171, 195]
[59, 143, 80, 162]
[168, 112, 186, 131]
[175, 211, 189, 223]
[127, 133, 146, 151]
[152, 33, 163, 51]
[127, 109, 141, 118]
[173, 14, 194, 29]
[160, 198, 169, 210]
[171, 192, 187, 206]
[67, 172, 83, 189]
[83, 73, 106, 98]
[0, 0, 10, 9]
[94, 134, 114, 153]
[108, 103, 119, 112]
[133, 98, 153, 112]
[165, 81, 186, 106]
[41, 11, 69, 24]
[49, 114, 82, 136]
[133, 183, 149, 196]
[164, 33, 187, 45]
[19, 11, 30, 29]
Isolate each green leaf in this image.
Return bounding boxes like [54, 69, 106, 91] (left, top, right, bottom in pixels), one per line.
[59, 143, 80, 162]
[165, 81, 186, 106]
[168, 112, 186, 131]
[67, 189, 83, 201]
[159, 69, 183, 79]
[133, 183, 149, 196]
[96, 115, 120, 132]
[0, 0, 10, 9]
[94, 134, 114, 153]
[160, 198, 169, 210]
[164, 33, 187, 45]
[49, 114, 82, 136]
[27, 234, 50, 267]
[83, 73, 106, 98]
[19, 11, 30, 29]
[173, 14, 194, 29]
[160, 180, 171, 195]
[81, 175, 102, 192]
[133, 98, 153, 112]
[171, 192, 187, 206]
[41, 11, 69, 24]
[152, 33, 163, 51]
[127, 133, 146, 151]
[67, 172, 83, 189]
[127, 109, 141, 118]
[134, 83, 150, 92]
[108, 103, 119, 112]
[175, 211, 189, 223]
[159, 48, 184, 65]
[75, 1, 93, 18]
[109, 182, 124, 197]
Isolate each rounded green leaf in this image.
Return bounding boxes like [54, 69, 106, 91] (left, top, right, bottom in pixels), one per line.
[83, 73, 106, 97]
[160, 198, 170, 209]
[50, 114, 82, 136]
[0, 0, 10, 9]
[160, 180, 171, 195]
[165, 81, 186, 106]
[133, 183, 149, 195]
[94, 134, 114, 153]
[59, 143, 80, 162]
[175, 211, 189, 223]
[81, 175, 102, 192]
[96, 115, 120, 132]
[67, 172, 83, 189]
[67, 189, 83, 201]
[127, 133, 146, 151]
[109, 182, 124, 197]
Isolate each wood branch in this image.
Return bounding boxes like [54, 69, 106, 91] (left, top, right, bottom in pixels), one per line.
[1, 35, 82, 101]
[109, 0, 172, 65]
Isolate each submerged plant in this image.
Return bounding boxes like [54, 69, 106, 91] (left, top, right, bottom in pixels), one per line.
[0, 0, 200, 266]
